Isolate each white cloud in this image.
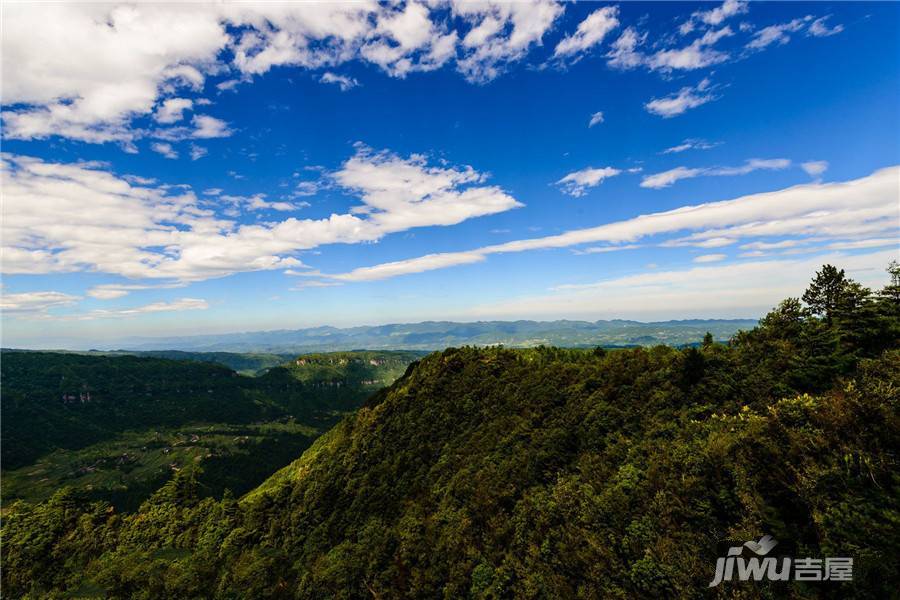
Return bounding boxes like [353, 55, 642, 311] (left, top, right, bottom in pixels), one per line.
[154, 98, 193, 124]
[664, 236, 736, 249]
[2, 3, 227, 142]
[151, 142, 178, 159]
[556, 167, 622, 197]
[747, 17, 811, 50]
[1, 2, 566, 142]
[641, 158, 791, 188]
[56, 298, 210, 321]
[694, 253, 727, 263]
[320, 72, 360, 91]
[824, 238, 897, 251]
[645, 78, 717, 118]
[694, 0, 748, 28]
[313, 166, 899, 282]
[640, 166, 704, 189]
[454, 0, 564, 82]
[332, 144, 522, 231]
[86, 282, 185, 300]
[808, 16, 844, 38]
[801, 160, 828, 177]
[606, 27, 646, 70]
[465, 249, 896, 321]
[190, 145, 208, 161]
[191, 115, 231, 139]
[648, 27, 733, 71]
[0, 291, 81, 314]
[332, 251, 487, 282]
[1, 147, 521, 283]
[662, 139, 719, 154]
[553, 5, 619, 58]
[588, 111, 605, 127]
[574, 244, 642, 255]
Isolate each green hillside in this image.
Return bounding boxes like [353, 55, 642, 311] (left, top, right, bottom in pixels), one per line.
[2, 264, 898, 598]
[0, 350, 422, 508]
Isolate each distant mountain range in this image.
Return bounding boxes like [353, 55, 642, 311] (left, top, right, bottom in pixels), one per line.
[89, 319, 761, 354]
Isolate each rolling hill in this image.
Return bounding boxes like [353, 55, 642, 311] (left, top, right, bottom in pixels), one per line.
[92, 318, 759, 354]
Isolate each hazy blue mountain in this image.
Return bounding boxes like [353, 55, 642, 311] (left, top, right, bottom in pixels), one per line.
[94, 319, 760, 354]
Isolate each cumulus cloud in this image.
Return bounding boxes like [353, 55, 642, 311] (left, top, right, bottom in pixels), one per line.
[641, 158, 791, 188]
[151, 142, 178, 159]
[556, 167, 622, 197]
[681, 0, 748, 34]
[553, 5, 619, 59]
[1, 2, 566, 142]
[320, 72, 360, 91]
[454, 0, 564, 82]
[2, 3, 227, 142]
[644, 78, 717, 118]
[2, 2, 848, 143]
[154, 98, 193, 124]
[606, 27, 647, 69]
[313, 166, 899, 282]
[1, 146, 521, 283]
[191, 115, 231, 139]
[648, 27, 733, 71]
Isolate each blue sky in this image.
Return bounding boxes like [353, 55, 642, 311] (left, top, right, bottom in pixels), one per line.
[2, 1, 898, 347]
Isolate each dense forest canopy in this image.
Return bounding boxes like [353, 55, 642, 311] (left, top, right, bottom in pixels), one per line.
[1, 263, 898, 599]
[1, 350, 422, 509]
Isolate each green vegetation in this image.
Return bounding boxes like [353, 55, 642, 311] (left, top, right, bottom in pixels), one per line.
[2, 264, 898, 599]
[2, 421, 318, 511]
[1, 350, 297, 376]
[1, 350, 422, 507]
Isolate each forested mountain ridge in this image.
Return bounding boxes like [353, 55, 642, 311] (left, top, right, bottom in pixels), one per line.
[93, 318, 759, 354]
[2, 263, 899, 598]
[0, 349, 297, 376]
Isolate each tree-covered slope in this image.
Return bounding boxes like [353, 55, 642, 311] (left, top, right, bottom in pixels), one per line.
[0, 351, 422, 507]
[2, 264, 899, 599]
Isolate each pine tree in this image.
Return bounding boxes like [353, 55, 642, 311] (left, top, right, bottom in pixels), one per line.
[802, 264, 847, 322]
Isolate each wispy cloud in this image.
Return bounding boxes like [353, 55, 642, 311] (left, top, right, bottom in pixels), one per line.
[641, 158, 791, 188]
[661, 139, 720, 154]
[0, 291, 81, 314]
[645, 78, 718, 118]
[313, 166, 899, 282]
[554, 6, 619, 59]
[320, 72, 360, 91]
[464, 249, 896, 321]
